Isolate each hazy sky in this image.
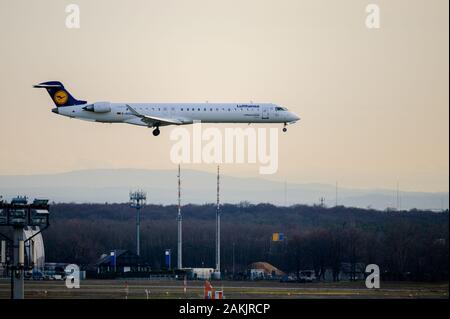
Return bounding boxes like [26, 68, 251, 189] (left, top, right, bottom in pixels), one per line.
[0, 0, 448, 192]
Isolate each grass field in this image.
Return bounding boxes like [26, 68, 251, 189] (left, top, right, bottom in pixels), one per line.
[0, 279, 448, 299]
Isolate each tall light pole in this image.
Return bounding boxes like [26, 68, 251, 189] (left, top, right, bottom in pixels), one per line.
[215, 165, 221, 275]
[130, 190, 146, 256]
[0, 197, 50, 299]
[177, 165, 182, 269]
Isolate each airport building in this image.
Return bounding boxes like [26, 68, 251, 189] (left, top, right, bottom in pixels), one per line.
[23, 226, 45, 271]
[0, 226, 46, 279]
[94, 249, 150, 275]
[184, 268, 215, 280]
[247, 262, 285, 280]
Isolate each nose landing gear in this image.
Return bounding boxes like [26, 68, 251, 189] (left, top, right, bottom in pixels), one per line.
[282, 123, 287, 132]
[152, 127, 160, 136]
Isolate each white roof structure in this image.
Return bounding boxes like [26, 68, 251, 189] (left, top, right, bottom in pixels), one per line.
[23, 226, 45, 270]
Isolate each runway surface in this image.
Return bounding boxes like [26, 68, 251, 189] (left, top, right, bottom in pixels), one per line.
[0, 279, 447, 299]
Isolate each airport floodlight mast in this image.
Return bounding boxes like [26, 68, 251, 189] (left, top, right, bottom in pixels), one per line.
[0, 196, 50, 299]
[130, 190, 146, 256]
[177, 164, 182, 269]
[215, 165, 221, 275]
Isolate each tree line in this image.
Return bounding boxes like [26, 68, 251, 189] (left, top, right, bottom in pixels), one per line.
[40, 203, 448, 281]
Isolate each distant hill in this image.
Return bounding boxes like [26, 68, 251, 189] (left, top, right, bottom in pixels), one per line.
[0, 169, 448, 210]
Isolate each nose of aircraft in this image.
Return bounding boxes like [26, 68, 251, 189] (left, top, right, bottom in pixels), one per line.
[289, 112, 300, 122]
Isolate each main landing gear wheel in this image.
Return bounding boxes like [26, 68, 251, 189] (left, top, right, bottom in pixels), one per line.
[283, 123, 287, 132]
[153, 128, 160, 136]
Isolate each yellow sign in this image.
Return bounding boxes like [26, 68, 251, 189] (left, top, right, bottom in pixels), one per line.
[272, 232, 284, 241]
[53, 90, 68, 105]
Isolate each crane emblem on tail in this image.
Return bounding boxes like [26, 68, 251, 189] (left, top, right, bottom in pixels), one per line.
[53, 90, 68, 105]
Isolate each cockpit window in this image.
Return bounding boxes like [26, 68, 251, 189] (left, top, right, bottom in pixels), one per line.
[275, 107, 287, 111]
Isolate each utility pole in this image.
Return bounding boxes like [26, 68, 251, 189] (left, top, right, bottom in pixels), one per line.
[12, 227, 24, 299]
[177, 165, 182, 269]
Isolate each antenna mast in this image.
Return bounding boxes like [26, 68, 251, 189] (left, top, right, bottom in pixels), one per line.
[215, 165, 221, 273]
[177, 165, 182, 269]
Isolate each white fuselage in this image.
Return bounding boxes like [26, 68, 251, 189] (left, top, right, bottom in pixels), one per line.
[54, 102, 300, 127]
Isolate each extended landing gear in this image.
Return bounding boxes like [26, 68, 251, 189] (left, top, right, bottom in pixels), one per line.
[282, 123, 287, 132]
[152, 127, 160, 136]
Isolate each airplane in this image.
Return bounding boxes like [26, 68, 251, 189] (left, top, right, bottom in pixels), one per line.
[34, 81, 300, 136]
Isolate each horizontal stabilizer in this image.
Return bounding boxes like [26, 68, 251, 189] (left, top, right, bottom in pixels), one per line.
[33, 83, 63, 89]
[34, 81, 86, 107]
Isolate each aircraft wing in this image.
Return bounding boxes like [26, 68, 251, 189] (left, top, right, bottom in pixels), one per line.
[126, 104, 183, 126]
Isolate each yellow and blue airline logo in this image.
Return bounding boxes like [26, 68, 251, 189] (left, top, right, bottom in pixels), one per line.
[53, 90, 69, 105]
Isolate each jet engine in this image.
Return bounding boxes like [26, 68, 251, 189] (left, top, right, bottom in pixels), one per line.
[82, 102, 111, 113]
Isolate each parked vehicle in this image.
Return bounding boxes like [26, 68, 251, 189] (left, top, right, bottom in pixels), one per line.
[32, 271, 45, 280]
[298, 270, 316, 283]
[280, 275, 296, 283]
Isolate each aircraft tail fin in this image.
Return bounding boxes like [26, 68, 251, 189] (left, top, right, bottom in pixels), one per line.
[33, 81, 86, 107]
